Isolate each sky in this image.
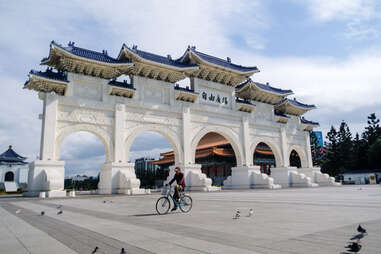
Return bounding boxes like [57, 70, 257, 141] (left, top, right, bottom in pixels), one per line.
[1, 0, 380, 176]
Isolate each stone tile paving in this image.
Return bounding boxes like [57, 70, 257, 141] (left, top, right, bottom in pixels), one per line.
[0, 185, 380, 253]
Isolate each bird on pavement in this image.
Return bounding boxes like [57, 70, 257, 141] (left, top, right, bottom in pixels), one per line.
[248, 208, 254, 217]
[57, 205, 62, 209]
[92, 246, 99, 254]
[233, 210, 240, 219]
[357, 224, 366, 234]
[350, 232, 367, 242]
[345, 242, 361, 253]
[40, 211, 45, 216]
[57, 210, 63, 215]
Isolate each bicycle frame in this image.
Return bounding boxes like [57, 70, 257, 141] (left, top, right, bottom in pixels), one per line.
[163, 187, 185, 207]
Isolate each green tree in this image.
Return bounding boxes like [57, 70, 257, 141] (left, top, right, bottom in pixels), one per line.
[310, 131, 323, 166]
[336, 121, 353, 171]
[362, 113, 381, 146]
[368, 138, 381, 169]
[321, 126, 340, 176]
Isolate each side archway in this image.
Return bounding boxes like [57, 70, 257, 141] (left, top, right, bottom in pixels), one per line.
[250, 140, 282, 168]
[55, 124, 113, 162]
[288, 145, 308, 168]
[4, 171, 14, 182]
[191, 126, 243, 166]
[125, 124, 183, 164]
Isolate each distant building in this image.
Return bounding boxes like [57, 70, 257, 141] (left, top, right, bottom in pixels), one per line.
[341, 170, 381, 184]
[134, 157, 160, 176]
[313, 131, 324, 147]
[71, 175, 90, 181]
[0, 145, 28, 192]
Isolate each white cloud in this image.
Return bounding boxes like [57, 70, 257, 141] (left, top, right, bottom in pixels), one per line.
[304, 0, 376, 22]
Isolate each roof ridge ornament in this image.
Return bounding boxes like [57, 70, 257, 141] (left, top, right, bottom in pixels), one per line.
[68, 41, 75, 47]
[227, 57, 231, 63]
[102, 50, 108, 56]
[132, 44, 138, 50]
[167, 54, 172, 60]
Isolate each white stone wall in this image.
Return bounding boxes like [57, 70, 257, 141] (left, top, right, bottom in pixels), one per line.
[28, 72, 322, 196]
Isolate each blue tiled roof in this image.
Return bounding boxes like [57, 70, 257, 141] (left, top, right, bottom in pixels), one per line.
[301, 117, 319, 125]
[28, 68, 68, 82]
[174, 84, 198, 94]
[108, 79, 135, 90]
[42, 41, 131, 64]
[121, 44, 198, 69]
[179, 47, 259, 73]
[341, 169, 381, 174]
[236, 78, 293, 94]
[236, 97, 255, 105]
[274, 111, 290, 118]
[275, 98, 316, 109]
[0, 146, 27, 163]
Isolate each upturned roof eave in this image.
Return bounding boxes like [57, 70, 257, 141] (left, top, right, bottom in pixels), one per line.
[42, 42, 134, 67]
[189, 50, 259, 75]
[120, 46, 199, 72]
[236, 81, 294, 97]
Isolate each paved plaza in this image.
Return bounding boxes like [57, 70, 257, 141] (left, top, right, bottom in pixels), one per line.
[0, 185, 380, 254]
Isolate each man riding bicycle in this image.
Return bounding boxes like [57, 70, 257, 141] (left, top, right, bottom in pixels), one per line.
[166, 167, 185, 211]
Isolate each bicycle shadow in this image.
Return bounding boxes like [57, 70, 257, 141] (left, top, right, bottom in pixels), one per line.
[130, 211, 182, 217]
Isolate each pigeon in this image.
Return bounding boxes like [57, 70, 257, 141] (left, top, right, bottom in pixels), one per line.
[248, 208, 254, 217]
[103, 200, 107, 203]
[57, 210, 63, 215]
[40, 211, 45, 216]
[233, 210, 240, 219]
[92, 246, 99, 254]
[15, 209, 21, 214]
[357, 224, 366, 234]
[120, 248, 126, 254]
[345, 242, 361, 252]
[350, 232, 366, 241]
[57, 205, 62, 209]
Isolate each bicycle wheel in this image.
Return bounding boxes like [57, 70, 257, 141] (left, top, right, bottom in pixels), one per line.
[156, 197, 170, 215]
[179, 195, 192, 213]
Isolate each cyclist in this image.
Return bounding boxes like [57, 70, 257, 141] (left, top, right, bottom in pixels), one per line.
[166, 166, 185, 211]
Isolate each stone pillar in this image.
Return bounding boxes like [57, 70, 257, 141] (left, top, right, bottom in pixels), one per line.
[99, 104, 147, 195]
[182, 106, 192, 165]
[241, 116, 251, 166]
[223, 166, 281, 189]
[305, 131, 313, 168]
[165, 164, 219, 192]
[25, 93, 66, 197]
[113, 104, 126, 163]
[280, 127, 289, 167]
[39, 93, 58, 161]
[98, 162, 146, 195]
[25, 160, 66, 197]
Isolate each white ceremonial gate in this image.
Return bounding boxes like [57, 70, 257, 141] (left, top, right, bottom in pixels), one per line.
[24, 41, 339, 197]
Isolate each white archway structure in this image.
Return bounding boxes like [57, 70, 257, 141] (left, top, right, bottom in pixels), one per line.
[23, 41, 337, 197]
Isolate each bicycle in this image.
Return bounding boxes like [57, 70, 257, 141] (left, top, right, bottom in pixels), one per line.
[155, 185, 192, 215]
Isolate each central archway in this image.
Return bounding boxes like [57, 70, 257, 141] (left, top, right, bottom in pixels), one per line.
[191, 131, 240, 186]
[191, 127, 243, 166]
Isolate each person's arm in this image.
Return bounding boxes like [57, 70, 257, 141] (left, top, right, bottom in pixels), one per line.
[169, 176, 175, 185]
